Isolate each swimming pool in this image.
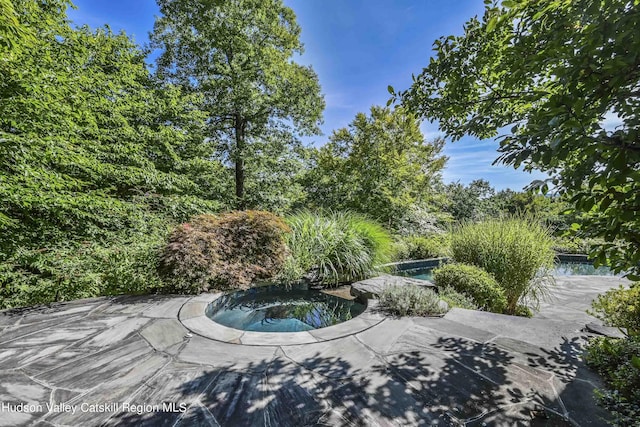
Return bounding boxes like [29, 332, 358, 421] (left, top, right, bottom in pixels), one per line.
[397, 261, 619, 282]
[206, 283, 366, 332]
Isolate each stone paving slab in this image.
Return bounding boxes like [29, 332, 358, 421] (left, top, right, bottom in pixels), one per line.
[354, 317, 414, 354]
[282, 335, 380, 378]
[307, 316, 380, 341]
[83, 317, 150, 348]
[0, 276, 626, 426]
[140, 319, 189, 351]
[141, 296, 191, 319]
[445, 308, 585, 349]
[411, 316, 498, 344]
[178, 335, 277, 371]
[0, 345, 66, 370]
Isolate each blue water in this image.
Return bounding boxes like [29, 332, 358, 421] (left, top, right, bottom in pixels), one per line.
[206, 284, 366, 332]
[398, 262, 618, 282]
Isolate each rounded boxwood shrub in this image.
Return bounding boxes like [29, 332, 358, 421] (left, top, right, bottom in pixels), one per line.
[433, 263, 507, 313]
[379, 284, 447, 317]
[159, 211, 290, 293]
[450, 217, 555, 314]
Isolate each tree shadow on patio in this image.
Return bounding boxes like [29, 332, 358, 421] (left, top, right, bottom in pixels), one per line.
[105, 333, 579, 426]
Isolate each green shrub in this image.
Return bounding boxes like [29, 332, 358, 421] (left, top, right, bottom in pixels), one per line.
[379, 284, 447, 316]
[159, 211, 290, 293]
[0, 233, 167, 309]
[433, 263, 507, 313]
[589, 285, 640, 337]
[513, 305, 533, 318]
[395, 234, 450, 260]
[437, 285, 479, 310]
[585, 284, 640, 424]
[282, 211, 393, 285]
[392, 238, 411, 261]
[586, 336, 640, 426]
[450, 217, 555, 314]
[552, 236, 604, 255]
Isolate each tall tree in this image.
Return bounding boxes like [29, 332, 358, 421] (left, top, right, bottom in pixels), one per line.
[304, 106, 447, 226]
[396, 0, 640, 277]
[0, 0, 223, 252]
[444, 179, 495, 222]
[151, 0, 325, 208]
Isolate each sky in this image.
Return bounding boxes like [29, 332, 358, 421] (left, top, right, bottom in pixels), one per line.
[67, 0, 549, 191]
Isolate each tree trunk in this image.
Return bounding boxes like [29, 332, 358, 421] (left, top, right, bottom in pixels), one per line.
[234, 113, 245, 209]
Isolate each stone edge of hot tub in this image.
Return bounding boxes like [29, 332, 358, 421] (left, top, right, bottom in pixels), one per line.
[177, 292, 386, 346]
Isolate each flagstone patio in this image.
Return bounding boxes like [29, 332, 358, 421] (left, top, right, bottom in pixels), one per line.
[0, 275, 629, 426]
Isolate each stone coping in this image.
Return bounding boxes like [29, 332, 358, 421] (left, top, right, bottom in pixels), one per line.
[178, 292, 385, 346]
[555, 253, 590, 263]
[383, 253, 595, 272]
[381, 257, 447, 272]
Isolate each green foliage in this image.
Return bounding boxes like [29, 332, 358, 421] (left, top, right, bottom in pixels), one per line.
[449, 218, 555, 314]
[590, 285, 640, 337]
[589, 285, 639, 424]
[151, 0, 324, 207]
[433, 263, 507, 313]
[0, 233, 167, 309]
[379, 285, 447, 317]
[303, 106, 447, 227]
[159, 211, 290, 293]
[282, 211, 394, 285]
[395, 203, 452, 237]
[398, 0, 640, 277]
[513, 305, 533, 318]
[0, 1, 230, 308]
[0, 0, 34, 51]
[242, 134, 310, 213]
[586, 336, 640, 426]
[444, 179, 496, 222]
[0, 0, 225, 248]
[552, 236, 603, 255]
[437, 285, 479, 310]
[395, 234, 450, 261]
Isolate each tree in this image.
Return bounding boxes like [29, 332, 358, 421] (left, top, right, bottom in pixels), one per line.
[396, 0, 640, 277]
[150, 0, 325, 208]
[0, 0, 230, 307]
[0, 0, 223, 252]
[444, 179, 496, 222]
[0, 0, 33, 51]
[304, 106, 447, 226]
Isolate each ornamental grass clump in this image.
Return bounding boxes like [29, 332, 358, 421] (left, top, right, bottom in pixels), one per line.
[159, 211, 290, 293]
[450, 217, 555, 314]
[282, 211, 393, 285]
[379, 284, 447, 317]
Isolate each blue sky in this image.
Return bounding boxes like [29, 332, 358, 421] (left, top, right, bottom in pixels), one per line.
[68, 0, 548, 191]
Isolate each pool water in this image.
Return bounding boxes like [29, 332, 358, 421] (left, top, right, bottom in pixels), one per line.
[398, 262, 619, 282]
[206, 284, 366, 332]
